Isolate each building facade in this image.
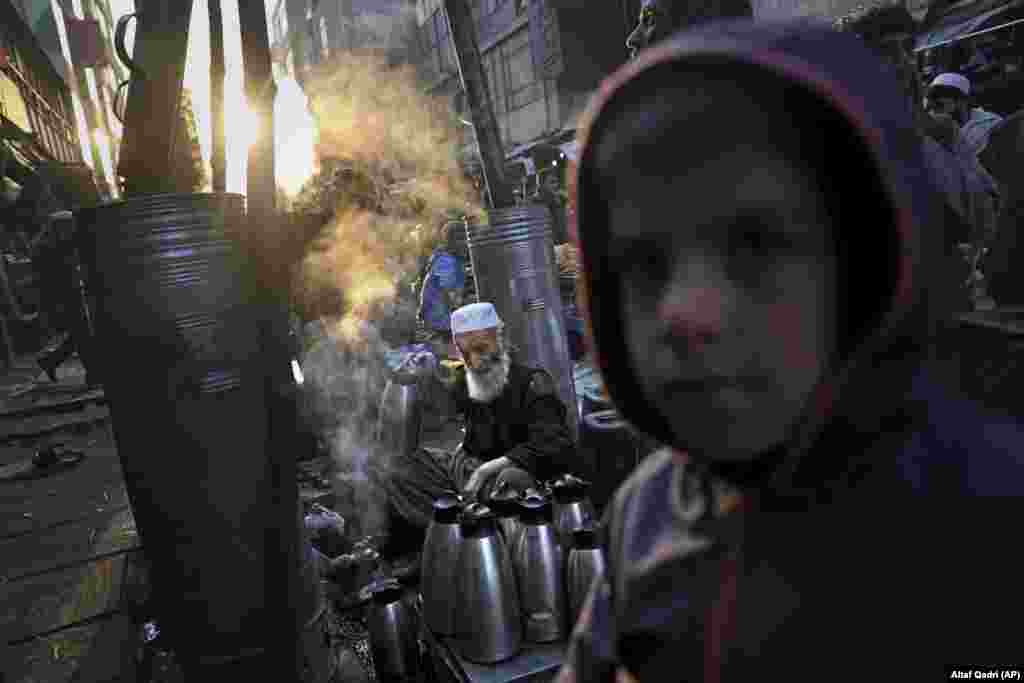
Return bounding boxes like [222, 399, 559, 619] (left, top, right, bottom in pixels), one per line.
[2, 0, 82, 200]
[268, 0, 626, 162]
[1, 0, 123, 204]
[56, 0, 125, 199]
[271, 0, 418, 83]
[414, 0, 626, 160]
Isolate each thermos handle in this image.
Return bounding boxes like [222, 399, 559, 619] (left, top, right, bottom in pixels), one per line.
[113, 80, 130, 123]
[114, 13, 144, 79]
[583, 409, 626, 431]
[113, 12, 144, 126]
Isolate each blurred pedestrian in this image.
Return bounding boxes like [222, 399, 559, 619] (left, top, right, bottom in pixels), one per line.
[418, 218, 468, 359]
[925, 72, 1004, 159]
[979, 111, 1024, 304]
[537, 168, 569, 245]
[34, 211, 98, 385]
[837, 2, 999, 297]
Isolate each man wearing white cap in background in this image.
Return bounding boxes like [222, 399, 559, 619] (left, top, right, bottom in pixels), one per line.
[369, 302, 575, 554]
[926, 72, 1004, 159]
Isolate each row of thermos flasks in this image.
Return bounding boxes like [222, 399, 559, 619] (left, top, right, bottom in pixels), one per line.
[419, 473, 606, 665]
[362, 474, 604, 681]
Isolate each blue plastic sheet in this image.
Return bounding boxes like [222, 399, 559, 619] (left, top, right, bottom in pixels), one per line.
[574, 361, 607, 404]
[383, 343, 434, 372]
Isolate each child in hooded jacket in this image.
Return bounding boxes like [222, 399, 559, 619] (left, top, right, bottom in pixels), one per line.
[558, 18, 1024, 682]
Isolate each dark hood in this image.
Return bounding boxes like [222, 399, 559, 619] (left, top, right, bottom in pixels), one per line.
[573, 20, 951, 499]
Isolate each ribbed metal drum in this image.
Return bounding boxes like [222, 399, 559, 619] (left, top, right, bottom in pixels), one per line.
[75, 193, 322, 672]
[466, 204, 578, 441]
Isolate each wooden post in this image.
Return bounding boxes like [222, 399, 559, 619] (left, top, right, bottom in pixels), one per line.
[209, 0, 226, 193]
[238, 0, 277, 219]
[235, 4, 303, 683]
[285, 0, 307, 86]
[443, 0, 515, 209]
[115, 0, 193, 196]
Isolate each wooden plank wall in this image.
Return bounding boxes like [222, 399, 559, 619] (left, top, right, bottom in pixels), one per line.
[1, 422, 145, 682]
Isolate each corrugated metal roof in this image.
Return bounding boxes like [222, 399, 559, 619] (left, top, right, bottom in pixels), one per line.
[504, 129, 577, 160]
[350, 0, 406, 14]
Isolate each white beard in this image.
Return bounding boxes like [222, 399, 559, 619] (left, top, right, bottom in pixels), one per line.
[465, 348, 511, 404]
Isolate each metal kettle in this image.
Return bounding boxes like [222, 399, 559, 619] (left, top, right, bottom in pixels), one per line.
[376, 360, 427, 459]
[551, 474, 597, 548]
[366, 578, 420, 683]
[421, 495, 464, 636]
[455, 503, 523, 663]
[566, 524, 607, 631]
[511, 491, 566, 643]
[487, 480, 525, 550]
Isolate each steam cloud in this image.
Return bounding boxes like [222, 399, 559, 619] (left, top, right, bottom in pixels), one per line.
[294, 51, 484, 540]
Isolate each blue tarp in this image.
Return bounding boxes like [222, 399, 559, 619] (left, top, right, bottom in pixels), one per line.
[574, 361, 607, 405]
[383, 343, 434, 372]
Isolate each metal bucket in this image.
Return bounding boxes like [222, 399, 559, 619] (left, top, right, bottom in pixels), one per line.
[466, 204, 578, 441]
[75, 193, 320, 670]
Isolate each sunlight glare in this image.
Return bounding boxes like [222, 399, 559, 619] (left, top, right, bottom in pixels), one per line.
[274, 75, 317, 197]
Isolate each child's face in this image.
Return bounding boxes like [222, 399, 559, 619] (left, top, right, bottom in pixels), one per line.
[610, 144, 837, 460]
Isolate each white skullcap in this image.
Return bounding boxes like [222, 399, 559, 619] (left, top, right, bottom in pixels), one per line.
[930, 73, 971, 96]
[451, 302, 501, 335]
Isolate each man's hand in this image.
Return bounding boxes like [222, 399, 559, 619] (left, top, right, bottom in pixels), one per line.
[464, 456, 513, 500]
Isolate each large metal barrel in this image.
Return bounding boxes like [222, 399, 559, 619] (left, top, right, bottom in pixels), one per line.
[75, 193, 322, 674]
[466, 205, 578, 440]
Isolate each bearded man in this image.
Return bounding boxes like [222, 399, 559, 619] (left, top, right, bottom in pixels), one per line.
[925, 72, 1004, 160]
[370, 302, 575, 553]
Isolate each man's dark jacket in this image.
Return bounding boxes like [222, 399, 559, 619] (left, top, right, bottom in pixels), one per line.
[454, 362, 574, 480]
[373, 362, 576, 534]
